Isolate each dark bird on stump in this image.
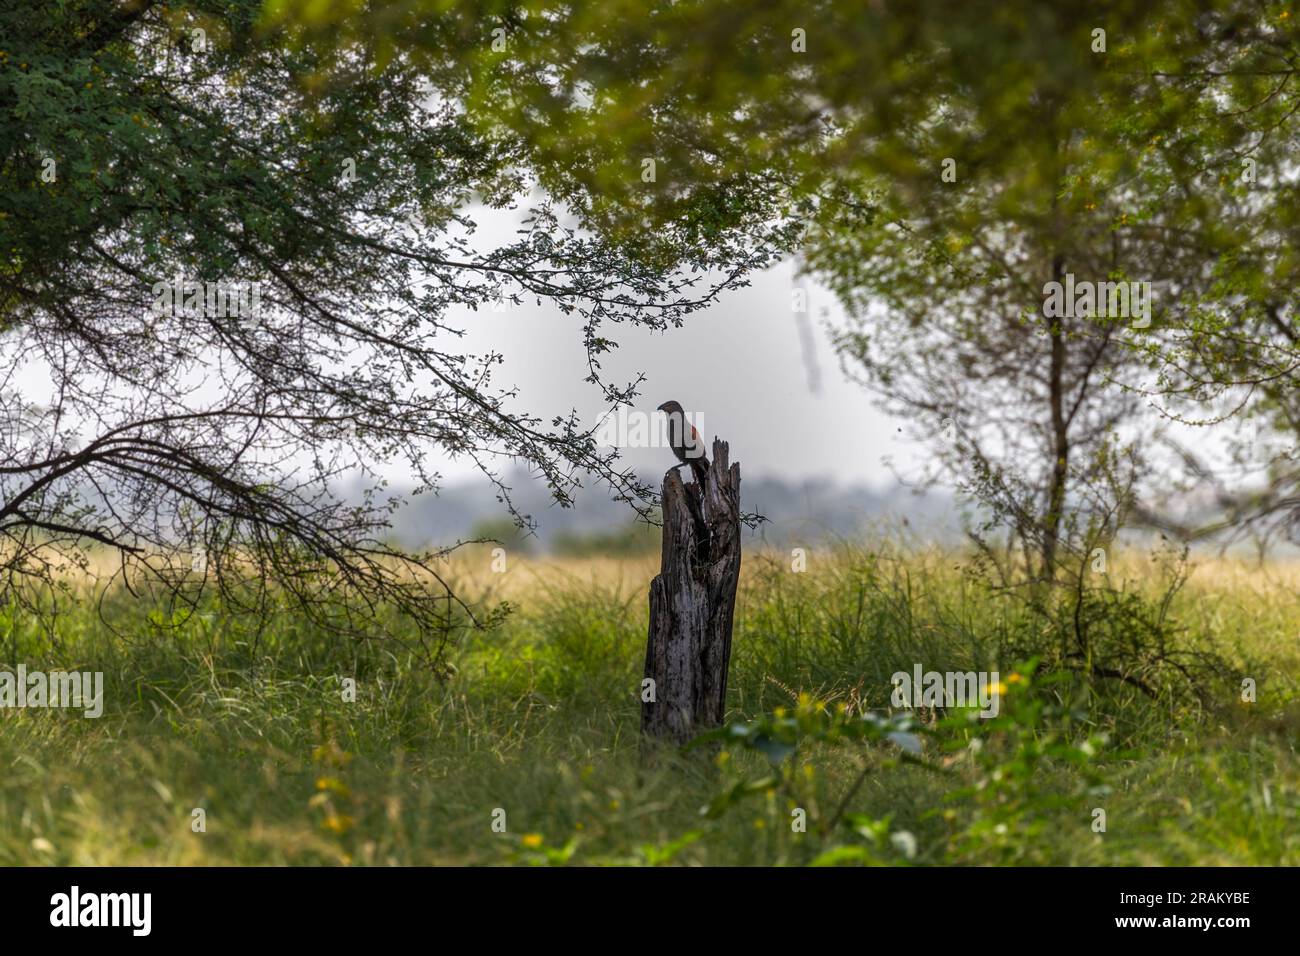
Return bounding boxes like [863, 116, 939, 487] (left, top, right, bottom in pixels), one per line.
[657, 400, 710, 487]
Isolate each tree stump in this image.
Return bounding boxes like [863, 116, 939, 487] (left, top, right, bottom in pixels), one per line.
[641, 439, 741, 746]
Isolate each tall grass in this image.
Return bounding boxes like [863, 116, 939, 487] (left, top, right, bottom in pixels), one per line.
[0, 544, 1296, 865]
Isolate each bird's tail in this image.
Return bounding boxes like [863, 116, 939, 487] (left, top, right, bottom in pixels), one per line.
[689, 455, 710, 487]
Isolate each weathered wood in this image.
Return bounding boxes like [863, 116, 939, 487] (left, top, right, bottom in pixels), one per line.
[641, 439, 741, 745]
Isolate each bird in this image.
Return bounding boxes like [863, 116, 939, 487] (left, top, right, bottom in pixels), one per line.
[657, 400, 710, 486]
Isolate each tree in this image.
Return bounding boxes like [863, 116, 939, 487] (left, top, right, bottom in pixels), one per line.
[0, 0, 793, 663]
[1116, 5, 1300, 549]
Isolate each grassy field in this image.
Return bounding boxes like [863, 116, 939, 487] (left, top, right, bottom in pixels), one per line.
[0, 543, 1297, 866]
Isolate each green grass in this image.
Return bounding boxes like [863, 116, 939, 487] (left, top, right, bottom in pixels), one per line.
[0, 544, 1297, 865]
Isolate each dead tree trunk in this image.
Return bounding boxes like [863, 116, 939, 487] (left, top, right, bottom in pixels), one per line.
[641, 439, 741, 746]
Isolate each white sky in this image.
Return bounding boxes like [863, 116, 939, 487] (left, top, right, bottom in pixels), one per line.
[27, 197, 1271, 501]
[429, 249, 919, 488]
[11, 191, 1273, 504]
[4, 202, 919, 493]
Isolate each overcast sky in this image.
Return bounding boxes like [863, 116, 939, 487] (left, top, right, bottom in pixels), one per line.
[427, 209, 924, 490]
[8, 200, 1259, 511]
[7, 202, 922, 498]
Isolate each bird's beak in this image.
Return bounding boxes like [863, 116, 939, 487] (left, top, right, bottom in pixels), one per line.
[656, 403, 669, 413]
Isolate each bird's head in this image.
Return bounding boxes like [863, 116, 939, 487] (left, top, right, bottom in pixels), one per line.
[657, 400, 684, 417]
